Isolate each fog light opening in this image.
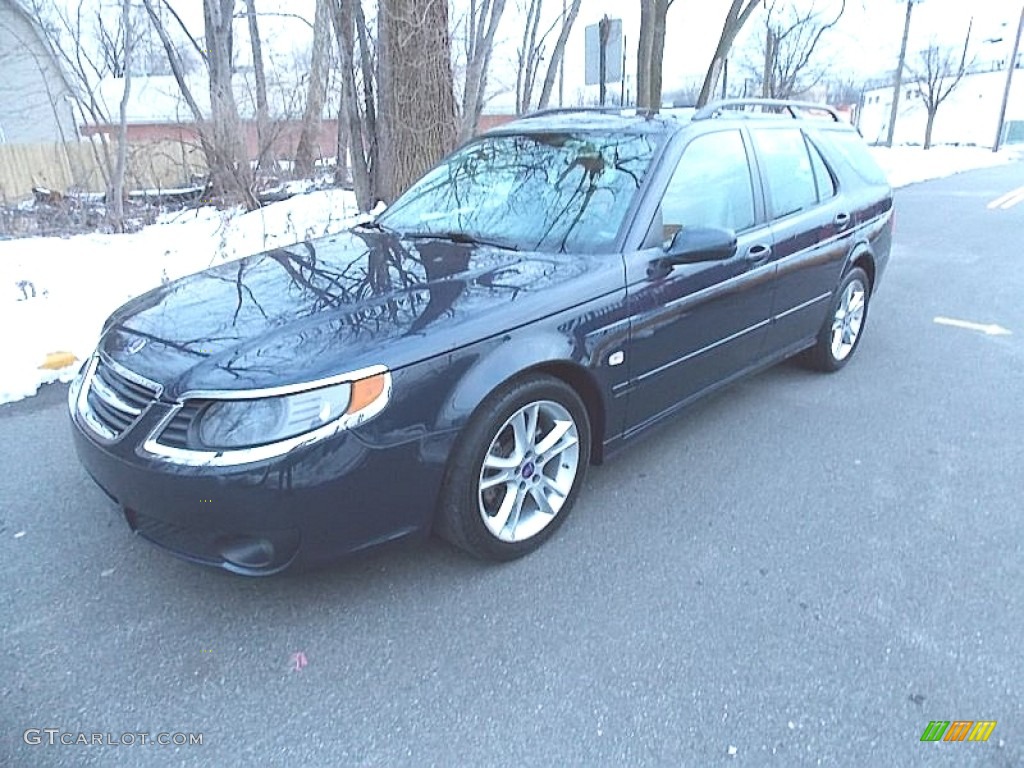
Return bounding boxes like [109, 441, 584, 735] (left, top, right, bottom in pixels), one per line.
[219, 536, 275, 569]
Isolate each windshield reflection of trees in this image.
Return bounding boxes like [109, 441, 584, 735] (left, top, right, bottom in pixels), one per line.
[381, 132, 658, 252]
[131, 226, 583, 382]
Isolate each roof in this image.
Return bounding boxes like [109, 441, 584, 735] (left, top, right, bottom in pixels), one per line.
[93, 73, 338, 125]
[486, 109, 690, 137]
[486, 100, 848, 137]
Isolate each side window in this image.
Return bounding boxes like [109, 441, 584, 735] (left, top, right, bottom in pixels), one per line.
[660, 130, 756, 244]
[750, 128, 818, 219]
[807, 137, 837, 200]
[814, 129, 890, 186]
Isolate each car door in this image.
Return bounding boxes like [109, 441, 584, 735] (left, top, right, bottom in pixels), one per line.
[748, 126, 853, 355]
[623, 128, 776, 433]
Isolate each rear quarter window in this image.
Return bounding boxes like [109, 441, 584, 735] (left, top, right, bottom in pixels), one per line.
[813, 129, 890, 187]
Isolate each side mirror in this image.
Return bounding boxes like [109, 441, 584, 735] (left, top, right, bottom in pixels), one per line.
[663, 226, 737, 265]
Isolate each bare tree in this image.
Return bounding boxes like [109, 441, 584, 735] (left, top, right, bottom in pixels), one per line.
[27, 0, 114, 191]
[377, 0, 457, 200]
[142, 0, 256, 206]
[907, 23, 972, 149]
[329, 0, 376, 210]
[23, 0, 141, 224]
[294, 0, 332, 175]
[754, 1, 845, 100]
[515, 0, 544, 113]
[203, 0, 255, 204]
[109, 0, 135, 230]
[514, 0, 581, 114]
[243, 0, 271, 169]
[636, 0, 675, 109]
[459, 0, 508, 142]
[536, 0, 581, 109]
[697, 0, 762, 107]
[95, 4, 127, 78]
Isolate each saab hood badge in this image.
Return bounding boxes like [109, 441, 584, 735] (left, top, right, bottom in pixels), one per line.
[124, 337, 147, 355]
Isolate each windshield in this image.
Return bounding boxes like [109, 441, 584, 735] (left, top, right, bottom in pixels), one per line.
[378, 131, 661, 253]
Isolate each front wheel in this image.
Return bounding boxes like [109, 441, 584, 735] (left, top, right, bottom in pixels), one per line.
[436, 375, 591, 561]
[801, 266, 871, 372]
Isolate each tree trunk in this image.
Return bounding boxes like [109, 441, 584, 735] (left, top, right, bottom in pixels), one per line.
[110, 0, 133, 232]
[459, 0, 507, 142]
[295, 0, 332, 176]
[516, 0, 543, 114]
[353, 1, 378, 185]
[204, 0, 257, 207]
[330, 0, 372, 209]
[244, 0, 271, 169]
[649, 0, 668, 108]
[377, 0, 457, 202]
[698, 0, 761, 107]
[536, 0, 581, 109]
[924, 109, 936, 150]
[636, 0, 654, 109]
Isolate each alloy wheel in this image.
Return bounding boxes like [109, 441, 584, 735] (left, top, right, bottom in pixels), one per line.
[477, 400, 581, 543]
[830, 278, 866, 361]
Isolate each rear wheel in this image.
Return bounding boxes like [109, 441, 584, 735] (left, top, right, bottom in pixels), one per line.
[801, 266, 871, 372]
[436, 375, 591, 560]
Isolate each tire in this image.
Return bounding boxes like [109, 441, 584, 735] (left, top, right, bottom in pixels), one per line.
[436, 374, 591, 561]
[801, 266, 871, 372]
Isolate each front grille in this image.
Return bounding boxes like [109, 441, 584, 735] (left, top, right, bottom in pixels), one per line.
[82, 358, 160, 439]
[156, 401, 205, 448]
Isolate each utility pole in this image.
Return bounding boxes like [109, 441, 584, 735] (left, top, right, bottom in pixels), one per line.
[994, 3, 1024, 151]
[599, 15, 610, 106]
[886, 0, 916, 147]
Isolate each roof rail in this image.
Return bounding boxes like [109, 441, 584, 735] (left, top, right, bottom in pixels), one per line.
[693, 99, 841, 122]
[519, 106, 628, 120]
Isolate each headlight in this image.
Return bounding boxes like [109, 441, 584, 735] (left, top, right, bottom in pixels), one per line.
[197, 383, 354, 449]
[194, 374, 387, 450]
[143, 367, 391, 465]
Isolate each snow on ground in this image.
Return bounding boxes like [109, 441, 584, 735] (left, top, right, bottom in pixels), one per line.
[0, 144, 1021, 406]
[869, 145, 1021, 188]
[0, 189, 358, 404]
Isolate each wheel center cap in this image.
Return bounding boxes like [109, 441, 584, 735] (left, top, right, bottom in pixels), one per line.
[520, 461, 535, 479]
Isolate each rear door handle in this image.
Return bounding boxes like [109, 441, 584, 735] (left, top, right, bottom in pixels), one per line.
[834, 212, 851, 229]
[745, 244, 772, 264]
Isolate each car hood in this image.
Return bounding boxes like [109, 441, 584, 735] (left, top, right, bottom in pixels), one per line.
[99, 229, 613, 397]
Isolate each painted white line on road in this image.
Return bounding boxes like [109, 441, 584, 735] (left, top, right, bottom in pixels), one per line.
[934, 316, 1013, 336]
[987, 186, 1024, 209]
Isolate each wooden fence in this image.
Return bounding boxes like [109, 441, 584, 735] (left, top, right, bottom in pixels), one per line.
[0, 139, 208, 201]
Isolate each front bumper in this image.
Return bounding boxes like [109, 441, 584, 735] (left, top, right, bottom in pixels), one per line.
[69, 380, 442, 575]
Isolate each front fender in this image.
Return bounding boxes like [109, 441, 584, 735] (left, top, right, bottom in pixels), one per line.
[435, 331, 581, 434]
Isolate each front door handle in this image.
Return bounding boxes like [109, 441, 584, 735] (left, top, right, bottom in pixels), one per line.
[745, 244, 772, 264]
[834, 212, 852, 229]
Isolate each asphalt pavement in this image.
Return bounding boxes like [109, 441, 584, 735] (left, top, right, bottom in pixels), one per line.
[2, 161, 1023, 767]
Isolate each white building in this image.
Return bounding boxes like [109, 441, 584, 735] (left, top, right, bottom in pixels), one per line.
[858, 64, 1024, 147]
[0, 0, 79, 144]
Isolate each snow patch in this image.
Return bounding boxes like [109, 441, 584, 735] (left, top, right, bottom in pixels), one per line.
[870, 145, 1021, 188]
[0, 189, 357, 404]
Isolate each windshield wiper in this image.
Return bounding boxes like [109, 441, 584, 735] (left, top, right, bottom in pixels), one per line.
[354, 219, 400, 237]
[403, 230, 520, 251]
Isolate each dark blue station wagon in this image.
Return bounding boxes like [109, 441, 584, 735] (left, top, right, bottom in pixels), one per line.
[69, 99, 894, 574]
